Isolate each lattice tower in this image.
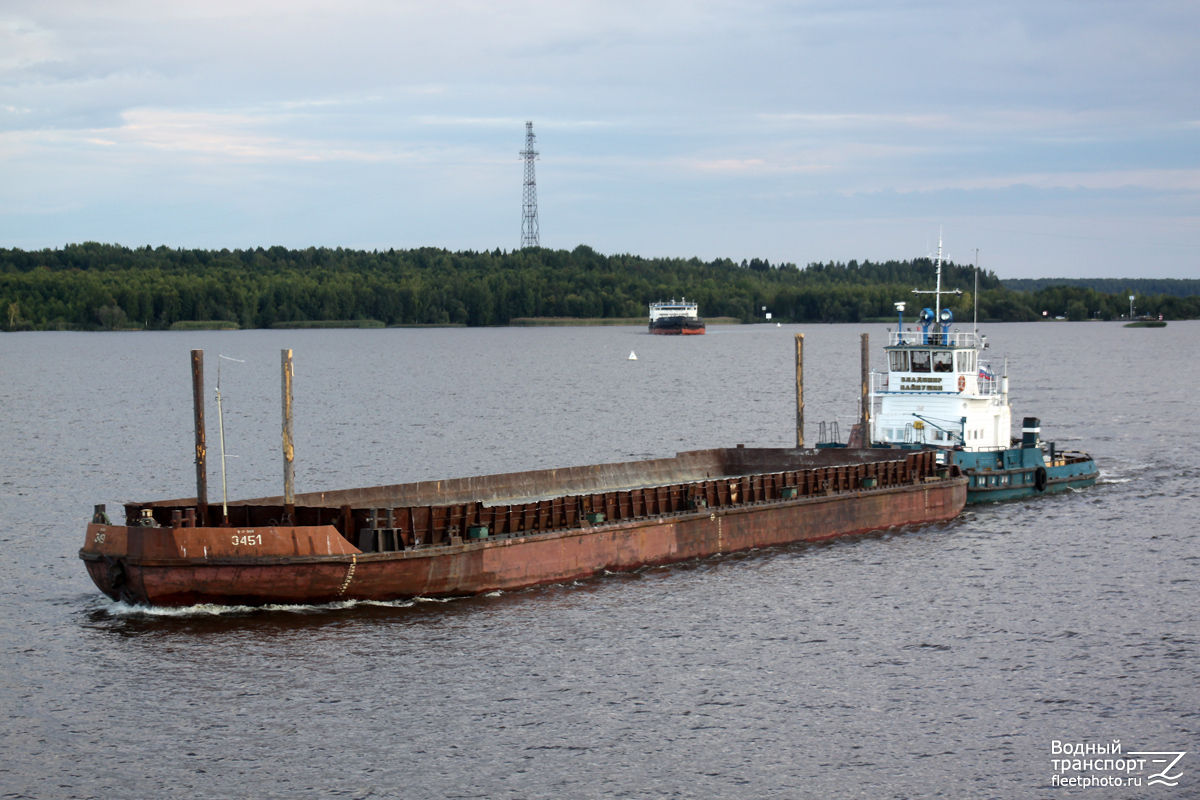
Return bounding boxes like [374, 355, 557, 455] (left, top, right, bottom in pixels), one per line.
[520, 121, 539, 248]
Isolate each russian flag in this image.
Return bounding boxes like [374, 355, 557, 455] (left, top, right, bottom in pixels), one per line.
[979, 367, 995, 381]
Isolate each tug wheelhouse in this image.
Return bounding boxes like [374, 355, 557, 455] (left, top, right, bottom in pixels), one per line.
[871, 319, 1010, 452]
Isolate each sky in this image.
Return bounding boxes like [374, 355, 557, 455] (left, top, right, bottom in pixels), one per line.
[1, 0, 1197, 278]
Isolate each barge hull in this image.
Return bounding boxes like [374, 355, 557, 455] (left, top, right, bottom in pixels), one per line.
[81, 448, 965, 607]
[82, 481, 966, 606]
[648, 318, 705, 335]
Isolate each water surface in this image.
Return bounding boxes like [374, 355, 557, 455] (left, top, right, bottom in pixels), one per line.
[0, 322, 1195, 799]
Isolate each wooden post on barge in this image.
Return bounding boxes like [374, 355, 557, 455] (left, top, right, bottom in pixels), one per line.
[795, 333, 805, 448]
[281, 349, 295, 519]
[860, 333, 870, 448]
[190, 349, 208, 526]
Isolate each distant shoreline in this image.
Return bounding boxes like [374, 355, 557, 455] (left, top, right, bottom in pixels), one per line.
[7, 318, 1191, 333]
[508, 316, 742, 327]
[5, 244, 1196, 330]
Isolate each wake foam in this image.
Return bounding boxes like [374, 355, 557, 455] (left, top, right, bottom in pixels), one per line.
[100, 596, 418, 617]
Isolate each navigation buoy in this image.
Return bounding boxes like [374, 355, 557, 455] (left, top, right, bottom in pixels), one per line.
[628, 351, 637, 360]
[776, 322, 781, 327]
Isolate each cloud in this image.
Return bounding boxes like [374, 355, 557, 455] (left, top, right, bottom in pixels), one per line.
[0, 107, 491, 166]
[0, 18, 58, 73]
[901, 169, 1200, 194]
[756, 109, 1128, 135]
[0, 0, 1197, 274]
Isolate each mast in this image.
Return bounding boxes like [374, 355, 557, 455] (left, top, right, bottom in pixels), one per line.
[934, 232, 943, 323]
[973, 248, 979, 337]
[282, 349, 295, 516]
[795, 333, 804, 448]
[216, 364, 229, 524]
[912, 227, 961, 329]
[860, 333, 870, 447]
[214, 354, 245, 525]
[190, 350, 208, 526]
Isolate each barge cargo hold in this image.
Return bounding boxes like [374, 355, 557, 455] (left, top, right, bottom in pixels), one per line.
[81, 447, 965, 607]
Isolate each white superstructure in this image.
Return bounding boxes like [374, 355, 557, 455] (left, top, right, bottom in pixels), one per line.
[870, 330, 1011, 450]
[649, 299, 700, 322]
[869, 236, 1012, 451]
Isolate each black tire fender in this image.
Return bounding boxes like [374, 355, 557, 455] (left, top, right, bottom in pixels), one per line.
[1034, 465, 1048, 492]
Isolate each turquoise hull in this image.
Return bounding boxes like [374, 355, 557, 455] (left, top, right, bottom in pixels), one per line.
[951, 447, 1098, 504]
[817, 441, 1099, 504]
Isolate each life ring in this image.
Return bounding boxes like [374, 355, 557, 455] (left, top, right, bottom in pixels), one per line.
[1034, 465, 1048, 492]
[957, 375, 966, 392]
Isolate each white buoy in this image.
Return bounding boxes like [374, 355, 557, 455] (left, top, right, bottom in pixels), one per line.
[628, 351, 637, 360]
[777, 322, 781, 327]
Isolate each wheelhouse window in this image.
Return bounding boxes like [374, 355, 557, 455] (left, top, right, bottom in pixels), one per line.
[933, 350, 953, 373]
[910, 350, 931, 373]
[889, 350, 910, 372]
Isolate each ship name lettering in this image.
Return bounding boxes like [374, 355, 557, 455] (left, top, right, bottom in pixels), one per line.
[899, 378, 943, 391]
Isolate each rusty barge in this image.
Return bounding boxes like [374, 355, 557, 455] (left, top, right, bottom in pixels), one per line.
[81, 446, 965, 607]
[79, 348, 967, 608]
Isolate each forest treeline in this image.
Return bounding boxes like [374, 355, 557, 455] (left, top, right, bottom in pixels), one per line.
[1003, 277, 1200, 297]
[2, 242, 1197, 331]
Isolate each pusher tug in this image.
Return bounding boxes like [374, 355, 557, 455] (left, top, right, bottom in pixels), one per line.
[866, 239, 1098, 502]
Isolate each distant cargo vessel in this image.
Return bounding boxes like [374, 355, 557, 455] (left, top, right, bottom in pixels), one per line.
[649, 300, 705, 335]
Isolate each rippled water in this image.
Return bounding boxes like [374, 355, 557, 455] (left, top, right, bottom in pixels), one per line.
[1, 322, 1195, 799]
